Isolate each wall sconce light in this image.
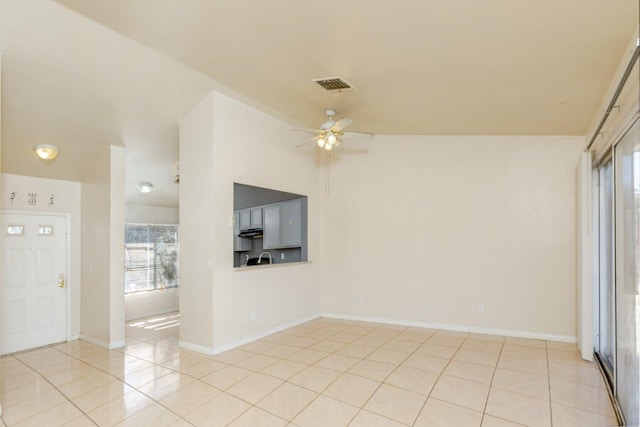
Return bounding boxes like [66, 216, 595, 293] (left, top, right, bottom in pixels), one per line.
[137, 182, 153, 193]
[34, 144, 59, 160]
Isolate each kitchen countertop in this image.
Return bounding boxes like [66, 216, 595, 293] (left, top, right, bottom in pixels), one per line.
[233, 260, 313, 271]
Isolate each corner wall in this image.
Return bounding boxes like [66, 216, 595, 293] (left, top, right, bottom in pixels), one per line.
[210, 93, 321, 351]
[178, 93, 215, 352]
[320, 135, 583, 341]
[80, 145, 125, 348]
[179, 92, 321, 354]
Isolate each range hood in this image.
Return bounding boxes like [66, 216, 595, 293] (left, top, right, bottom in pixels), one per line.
[238, 228, 263, 238]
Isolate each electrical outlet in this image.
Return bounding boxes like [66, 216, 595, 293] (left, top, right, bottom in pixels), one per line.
[281, 253, 285, 260]
[251, 312, 257, 321]
[478, 303, 485, 313]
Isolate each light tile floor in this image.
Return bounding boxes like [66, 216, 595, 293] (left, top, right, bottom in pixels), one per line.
[0, 313, 618, 426]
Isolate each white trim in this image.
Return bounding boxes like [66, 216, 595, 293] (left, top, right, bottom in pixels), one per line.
[319, 313, 577, 343]
[125, 307, 179, 322]
[108, 340, 126, 350]
[79, 335, 125, 350]
[183, 311, 578, 357]
[69, 335, 80, 341]
[578, 152, 594, 361]
[178, 340, 215, 355]
[79, 335, 109, 349]
[210, 314, 321, 355]
[178, 314, 322, 356]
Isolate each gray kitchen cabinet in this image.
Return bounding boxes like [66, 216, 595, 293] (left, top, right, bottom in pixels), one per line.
[239, 207, 263, 230]
[239, 209, 252, 230]
[263, 205, 280, 249]
[263, 199, 301, 249]
[281, 199, 301, 247]
[234, 211, 251, 251]
[250, 208, 263, 228]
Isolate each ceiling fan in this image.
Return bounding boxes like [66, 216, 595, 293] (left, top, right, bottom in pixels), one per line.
[293, 109, 373, 151]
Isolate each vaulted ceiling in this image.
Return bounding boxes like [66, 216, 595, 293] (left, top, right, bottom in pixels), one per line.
[1, 0, 637, 206]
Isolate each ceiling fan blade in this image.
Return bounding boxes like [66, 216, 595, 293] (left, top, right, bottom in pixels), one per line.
[341, 131, 373, 140]
[332, 118, 353, 132]
[292, 127, 323, 135]
[295, 135, 320, 147]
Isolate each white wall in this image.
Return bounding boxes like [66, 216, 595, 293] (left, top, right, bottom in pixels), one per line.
[1, 173, 82, 338]
[80, 145, 125, 348]
[320, 135, 583, 340]
[125, 204, 179, 224]
[125, 288, 179, 321]
[109, 146, 125, 345]
[179, 92, 321, 353]
[179, 93, 215, 351]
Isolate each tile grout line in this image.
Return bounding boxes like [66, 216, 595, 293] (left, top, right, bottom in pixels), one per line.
[249, 320, 389, 425]
[3, 316, 611, 427]
[478, 334, 506, 427]
[546, 340, 554, 427]
[6, 353, 98, 426]
[49, 337, 197, 426]
[347, 326, 434, 426]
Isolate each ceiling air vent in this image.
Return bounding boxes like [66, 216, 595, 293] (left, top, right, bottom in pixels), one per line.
[313, 77, 356, 92]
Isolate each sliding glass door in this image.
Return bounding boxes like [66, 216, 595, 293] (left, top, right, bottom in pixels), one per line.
[614, 118, 640, 426]
[597, 157, 615, 380]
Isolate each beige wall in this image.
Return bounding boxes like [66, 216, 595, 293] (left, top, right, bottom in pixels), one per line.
[125, 204, 179, 224]
[210, 93, 321, 352]
[109, 146, 125, 345]
[320, 135, 583, 340]
[179, 92, 321, 353]
[1, 173, 82, 338]
[179, 93, 215, 351]
[80, 145, 125, 348]
[125, 288, 179, 321]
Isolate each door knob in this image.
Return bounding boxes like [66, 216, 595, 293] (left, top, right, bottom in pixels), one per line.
[58, 273, 65, 288]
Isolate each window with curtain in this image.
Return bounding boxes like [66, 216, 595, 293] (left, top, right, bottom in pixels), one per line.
[124, 223, 179, 294]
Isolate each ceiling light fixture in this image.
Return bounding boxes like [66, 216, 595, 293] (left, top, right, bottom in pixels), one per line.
[34, 144, 59, 160]
[137, 182, 153, 193]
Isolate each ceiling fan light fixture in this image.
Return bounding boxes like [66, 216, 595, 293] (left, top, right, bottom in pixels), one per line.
[34, 144, 59, 160]
[317, 137, 326, 148]
[327, 133, 337, 145]
[323, 143, 332, 151]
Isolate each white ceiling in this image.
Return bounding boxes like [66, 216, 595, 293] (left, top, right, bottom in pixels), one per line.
[1, 0, 638, 207]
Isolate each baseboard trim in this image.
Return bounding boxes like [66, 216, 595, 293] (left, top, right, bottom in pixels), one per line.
[210, 314, 321, 355]
[179, 312, 576, 357]
[179, 341, 216, 356]
[319, 313, 577, 343]
[125, 307, 179, 322]
[79, 335, 126, 350]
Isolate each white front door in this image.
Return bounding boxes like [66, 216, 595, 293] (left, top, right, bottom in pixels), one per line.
[1, 213, 68, 354]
